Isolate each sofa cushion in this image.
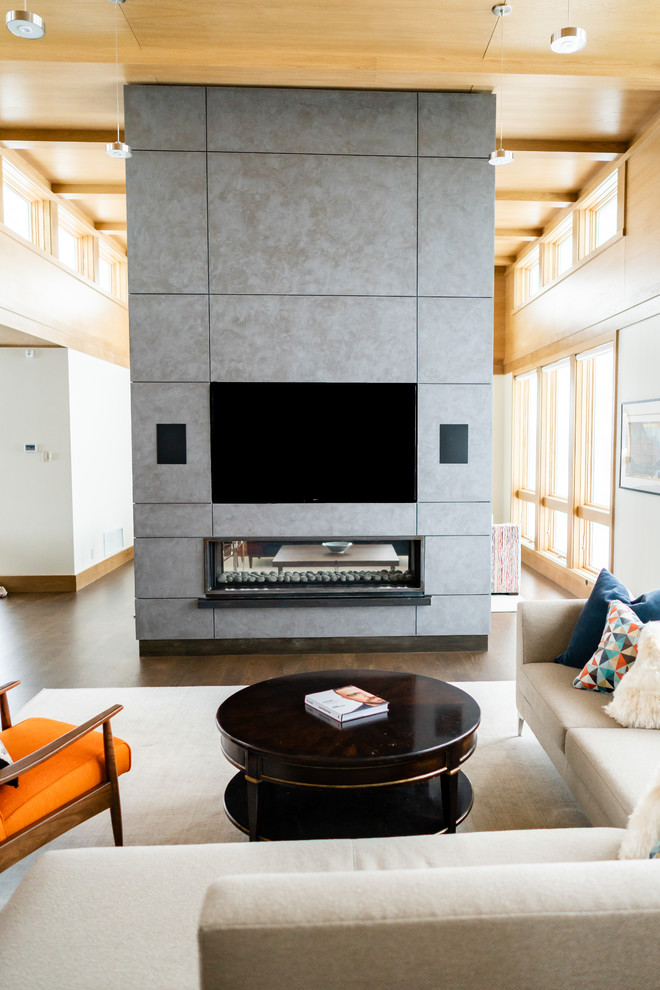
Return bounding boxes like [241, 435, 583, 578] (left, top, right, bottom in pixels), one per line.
[554, 568, 660, 668]
[565, 727, 660, 828]
[518, 662, 620, 759]
[572, 599, 643, 692]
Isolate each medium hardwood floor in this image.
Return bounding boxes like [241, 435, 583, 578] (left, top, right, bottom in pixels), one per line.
[0, 563, 573, 709]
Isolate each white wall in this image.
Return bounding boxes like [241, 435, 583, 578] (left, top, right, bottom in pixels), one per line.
[0, 346, 133, 578]
[0, 348, 75, 573]
[492, 373, 512, 524]
[614, 314, 660, 594]
[68, 349, 133, 574]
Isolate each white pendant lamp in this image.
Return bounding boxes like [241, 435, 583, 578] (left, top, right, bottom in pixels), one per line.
[5, 0, 45, 39]
[106, 0, 131, 159]
[489, 4, 514, 167]
[551, 1, 586, 53]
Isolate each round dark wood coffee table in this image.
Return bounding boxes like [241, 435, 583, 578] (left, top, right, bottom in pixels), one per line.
[216, 669, 481, 841]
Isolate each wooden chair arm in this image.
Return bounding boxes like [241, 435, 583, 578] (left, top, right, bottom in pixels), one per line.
[0, 704, 123, 786]
[0, 681, 21, 730]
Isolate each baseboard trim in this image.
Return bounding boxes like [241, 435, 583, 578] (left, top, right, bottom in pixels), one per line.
[75, 546, 134, 591]
[139, 634, 489, 657]
[1, 546, 134, 593]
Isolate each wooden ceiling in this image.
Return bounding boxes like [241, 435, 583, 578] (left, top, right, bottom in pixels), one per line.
[1, 0, 660, 267]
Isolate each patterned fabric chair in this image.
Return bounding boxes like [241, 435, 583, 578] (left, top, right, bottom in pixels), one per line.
[0, 680, 131, 872]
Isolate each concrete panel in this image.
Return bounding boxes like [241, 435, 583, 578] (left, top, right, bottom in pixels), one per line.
[124, 85, 206, 151]
[126, 152, 208, 294]
[213, 604, 417, 639]
[136, 598, 214, 639]
[129, 294, 210, 383]
[212, 503, 417, 538]
[132, 383, 211, 503]
[210, 295, 416, 383]
[418, 93, 496, 159]
[418, 158, 495, 298]
[134, 538, 206, 598]
[417, 384, 492, 502]
[416, 595, 491, 635]
[418, 297, 493, 384]
[423, 536, 491, 595]
[417, 502, 491, 536]
[207, 87, 417, 155]
[134, 503, 212, 538]
[207, 153, 417, 296]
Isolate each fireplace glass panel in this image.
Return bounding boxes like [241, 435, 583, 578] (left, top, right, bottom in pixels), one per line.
[205, 538, 423, 598]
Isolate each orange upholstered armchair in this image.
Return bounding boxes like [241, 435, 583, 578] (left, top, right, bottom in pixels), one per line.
[0, 680, 131, 872]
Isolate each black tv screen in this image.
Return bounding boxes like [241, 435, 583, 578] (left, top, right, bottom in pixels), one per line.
[210, 382, 417, 504]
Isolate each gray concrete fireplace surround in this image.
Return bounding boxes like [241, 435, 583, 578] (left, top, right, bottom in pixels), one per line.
[125, 85, 495, 654]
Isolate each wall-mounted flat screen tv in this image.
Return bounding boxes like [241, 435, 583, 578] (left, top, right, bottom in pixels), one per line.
[210, 382, 417, 504]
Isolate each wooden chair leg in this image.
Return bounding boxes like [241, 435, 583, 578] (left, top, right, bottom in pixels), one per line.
[103, 720, 124, 846]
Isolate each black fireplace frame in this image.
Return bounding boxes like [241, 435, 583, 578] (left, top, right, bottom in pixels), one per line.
[198, 536, 430, 608]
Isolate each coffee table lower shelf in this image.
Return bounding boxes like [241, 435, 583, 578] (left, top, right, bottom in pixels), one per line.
[223, 770, 473, 841]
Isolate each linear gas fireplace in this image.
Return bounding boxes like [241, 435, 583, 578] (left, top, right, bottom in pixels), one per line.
[199, 537, 429, 608]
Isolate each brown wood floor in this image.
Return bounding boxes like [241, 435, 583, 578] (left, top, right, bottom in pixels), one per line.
[0, 563, 573, 709]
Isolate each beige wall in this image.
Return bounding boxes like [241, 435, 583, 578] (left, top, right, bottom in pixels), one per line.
[502, 116, 660, 375]
[0, 226, 128, 367]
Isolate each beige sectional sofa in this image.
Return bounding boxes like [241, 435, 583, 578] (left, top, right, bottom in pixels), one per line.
[516, 598, 660, 826]
[3, 827, 660, 990]
[3, 597, 660, 990]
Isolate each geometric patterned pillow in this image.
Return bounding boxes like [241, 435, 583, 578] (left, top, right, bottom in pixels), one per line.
[573, 599, 643, 692]
[0, 737, 19, 788]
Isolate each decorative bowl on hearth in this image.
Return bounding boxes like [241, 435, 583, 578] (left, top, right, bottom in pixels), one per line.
[322, 541, 352, 554]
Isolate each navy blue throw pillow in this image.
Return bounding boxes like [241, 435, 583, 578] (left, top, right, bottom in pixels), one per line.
[554, 568, 660, 668]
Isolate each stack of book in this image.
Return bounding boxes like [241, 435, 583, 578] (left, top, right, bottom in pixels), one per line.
[304, 685, 389, 723]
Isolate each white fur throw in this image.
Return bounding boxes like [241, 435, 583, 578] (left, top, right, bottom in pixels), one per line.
[619, 760, 660, 859]
[605, 620, 660, 728]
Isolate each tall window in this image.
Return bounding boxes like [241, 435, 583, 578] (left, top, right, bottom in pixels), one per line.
[512, 371, 537, 545]
[574, 344, 615, 573]
[512, 342, 614, 580]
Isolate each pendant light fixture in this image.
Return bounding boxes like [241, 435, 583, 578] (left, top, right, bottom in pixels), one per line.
[489, 4, 514, 166]
[5, 0, 45, 39]
[105, 0, 131, 159]
[551, 0, 586, 53]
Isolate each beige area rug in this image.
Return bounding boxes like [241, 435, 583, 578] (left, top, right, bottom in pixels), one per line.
[0, 681, 589, 907]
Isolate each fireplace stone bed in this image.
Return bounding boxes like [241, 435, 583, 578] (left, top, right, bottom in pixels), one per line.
[199, 538, 430, 608]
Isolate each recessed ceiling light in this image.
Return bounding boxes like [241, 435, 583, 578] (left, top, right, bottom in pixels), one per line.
[5, 8, 45, 38]
[550, 25, 587, 53]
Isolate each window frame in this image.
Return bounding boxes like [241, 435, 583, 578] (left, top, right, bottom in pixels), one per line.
[511, 340, 615, 584]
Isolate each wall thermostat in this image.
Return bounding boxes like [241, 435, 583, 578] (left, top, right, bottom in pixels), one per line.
[24, 443, 37, 452]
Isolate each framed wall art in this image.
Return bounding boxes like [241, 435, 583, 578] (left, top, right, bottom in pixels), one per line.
[620, 398, 660, 495]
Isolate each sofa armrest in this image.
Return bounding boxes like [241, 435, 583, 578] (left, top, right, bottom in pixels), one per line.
[199, 861, 660, 990]
[516, 598, 585, 668]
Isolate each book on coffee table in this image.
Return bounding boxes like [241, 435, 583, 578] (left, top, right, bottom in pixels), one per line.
[304, 685, 389, 723]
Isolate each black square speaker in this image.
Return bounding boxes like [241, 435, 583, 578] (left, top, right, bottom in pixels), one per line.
[157, 424, 187, 465]
[439, 424, 469, 464]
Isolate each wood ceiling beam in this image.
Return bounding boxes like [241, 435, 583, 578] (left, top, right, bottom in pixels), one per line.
[496, 190, 579, 204]
[52, 184, 126, 197]
[495, 227, 544, 240]
[495, 257, 515, 267]
[0, 129, 119, 147]
[93, 221, 127, 232]
[505, 139, 628, 161]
